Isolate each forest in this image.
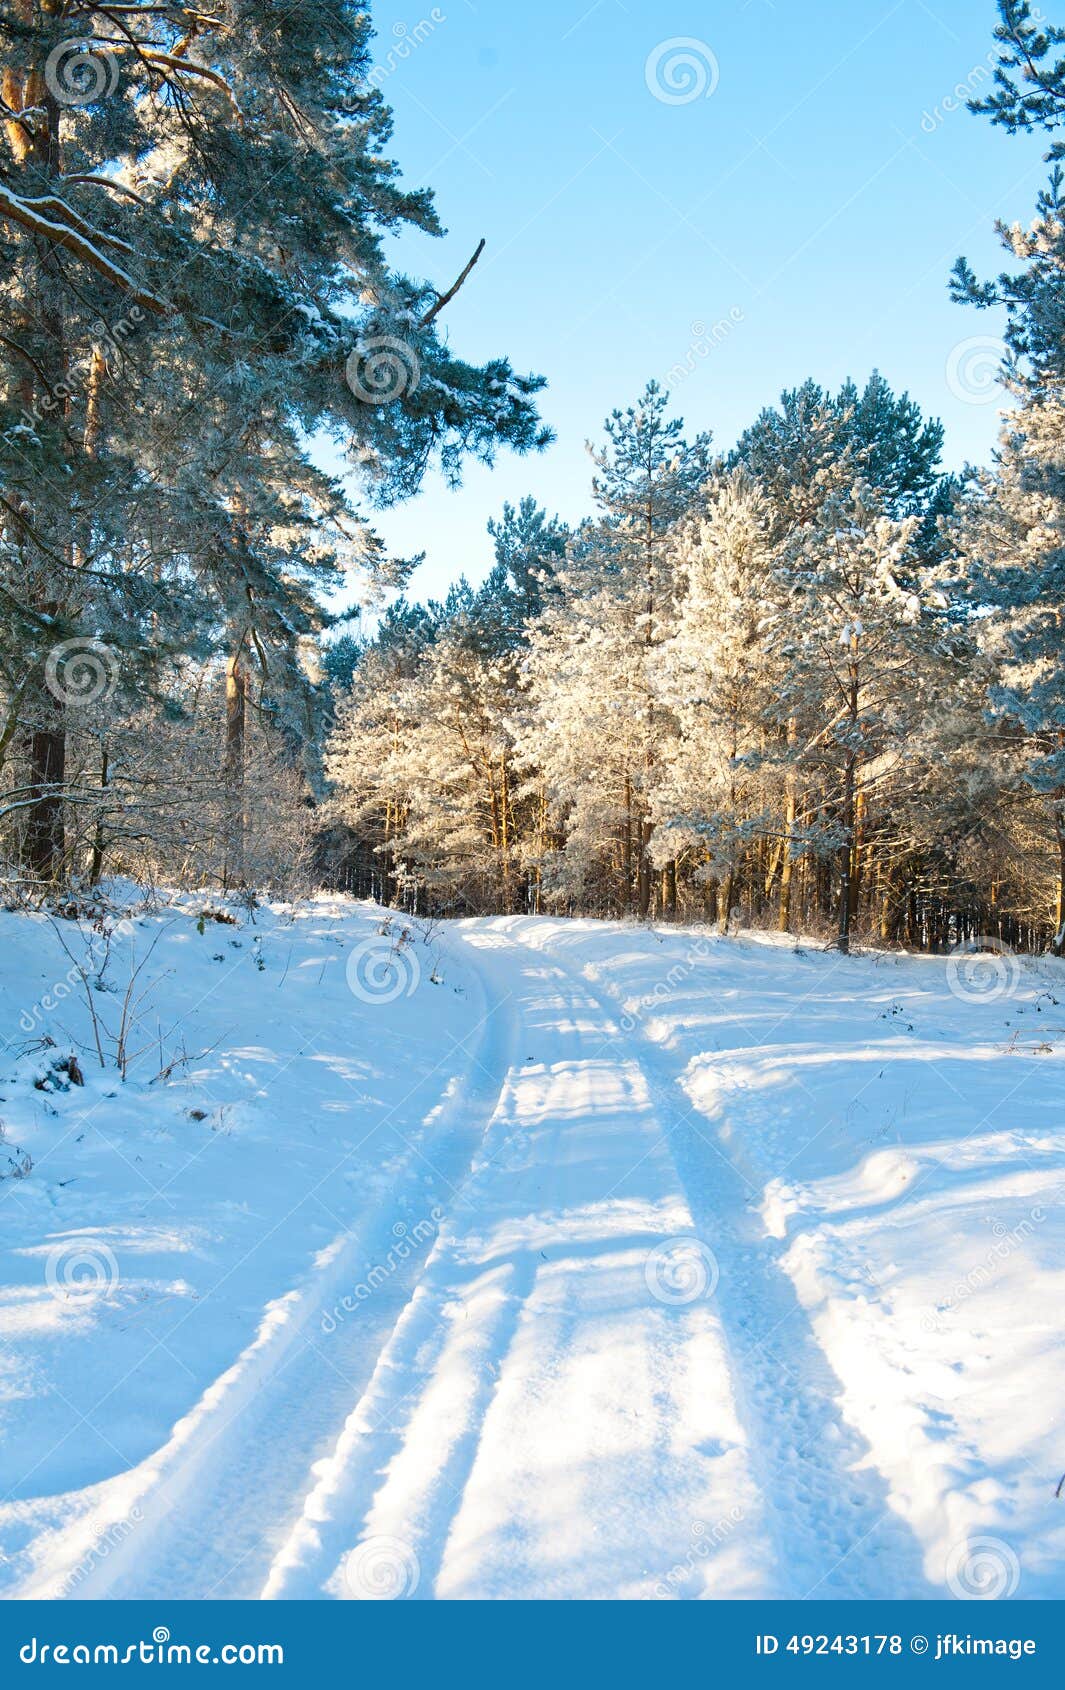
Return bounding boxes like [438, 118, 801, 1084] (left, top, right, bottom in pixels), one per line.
[2, 0, 1065, 958]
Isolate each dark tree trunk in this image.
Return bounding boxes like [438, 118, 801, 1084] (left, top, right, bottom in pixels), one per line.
[224, 649, 247, 887]
[24, 693, 65, 881]
[621, 777, 634, 915]
[779, 725, 797, 934]
[89, 745, 110, 886]
[661, 858, 677, 919]
[637, 819, 653, 920]
[717, 869, 734, 936]
[837, 755, 856, 956]
[1053, 813, 1065, 958]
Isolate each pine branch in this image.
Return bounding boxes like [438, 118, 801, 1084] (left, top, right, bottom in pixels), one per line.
[61, 174, 151, 208]
[143, 51, 243, 119]
[0, 184, 169, 314]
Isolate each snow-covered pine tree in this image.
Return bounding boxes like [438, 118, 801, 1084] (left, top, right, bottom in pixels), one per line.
[728, 374, 949, 933]
[730, 374, 944, 530]
[486, 496, 570, 621]
[324, 610, 437, 905]
[1, 0, 547, 881]
[651, 470, 783, 931]
[774, 481, 956, 952]
[326, 578, 531, 912]
[966, 1, 1065, 160]
[953, 405, 1065, 951]
[951, 0, 1065, 950]
[520, 382, 712, 916]
[518, 553, 654, 912]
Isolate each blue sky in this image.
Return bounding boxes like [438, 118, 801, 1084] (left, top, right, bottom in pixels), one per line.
[336, 0, 1050, 603]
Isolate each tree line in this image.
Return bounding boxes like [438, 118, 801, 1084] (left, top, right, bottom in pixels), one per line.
[322, 368, 1058, 953]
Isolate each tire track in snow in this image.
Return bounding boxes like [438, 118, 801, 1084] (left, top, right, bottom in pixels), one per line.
[509, 921, 935, 1599]
[25, 966, 519, 1600]
[266, 932, 769, 1600]
[260, 1223, 540, 1599]
[262, 954, 568, 1598]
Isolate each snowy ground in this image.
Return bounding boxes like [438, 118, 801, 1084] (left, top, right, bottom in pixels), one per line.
[0, 896, 1062, 1601]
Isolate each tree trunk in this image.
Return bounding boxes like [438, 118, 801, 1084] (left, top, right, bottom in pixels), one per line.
[637, 818, 652, 919]
[837, 754, 856, 955]
[848, 784, 866, 928]
[533, 784, 546, 915]
[621, 776, 634, 914]
[717, 867, 734, 936]
[1053, 807, 1065, 958]
[837, 646, 860, 955]
[779, 718, 798, 933]
[89, 745, 110, 885]
[661, 858, 677, 919]
[24, 688, 65, 881]
[224, 649, 247, 886]
[702, 874, 718, 924]
[16, 32, 70, 882]
[500, 753, 513, 915]
[879, 863, 904, 943]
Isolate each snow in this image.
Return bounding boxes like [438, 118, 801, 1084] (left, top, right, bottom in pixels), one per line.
[0, 898, 1062, 1600]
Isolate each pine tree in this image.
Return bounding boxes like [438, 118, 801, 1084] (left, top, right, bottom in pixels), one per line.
[534, 381, 712, 916]
[967, 2, 1065, 158]
[486, 496, 569, 620]
[952, 0, 1065, 949]
[652, 471, 782, 931]
[774, 482, 953, 951]
[955, 404, 1065, 951]
[326, 584, 526, 911]
[1, 1, 547, 881]
[731, 374, 944, 529]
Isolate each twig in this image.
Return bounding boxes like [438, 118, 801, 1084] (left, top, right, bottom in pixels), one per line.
[419, 238, 486, 328]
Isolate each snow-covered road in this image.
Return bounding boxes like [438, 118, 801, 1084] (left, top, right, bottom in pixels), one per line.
[1, 902, 1062, 1599]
